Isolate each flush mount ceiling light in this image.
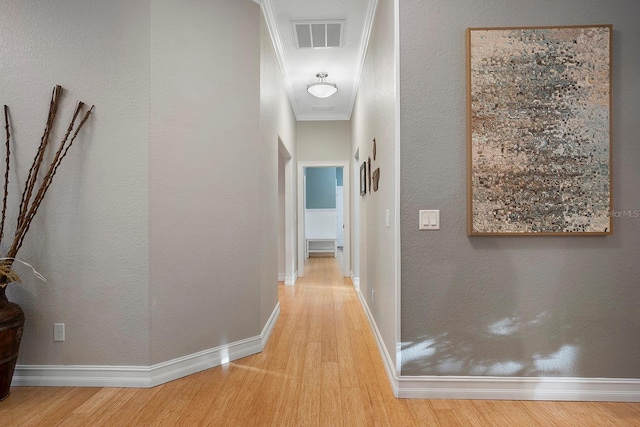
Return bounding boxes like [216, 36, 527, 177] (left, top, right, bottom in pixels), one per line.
[307, 72, 338, 98]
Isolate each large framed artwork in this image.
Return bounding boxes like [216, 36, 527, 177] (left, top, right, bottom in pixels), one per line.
[467, 25, 612, 235]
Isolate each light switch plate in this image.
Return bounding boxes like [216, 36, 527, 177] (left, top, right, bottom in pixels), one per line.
[419, 210, 440, 230]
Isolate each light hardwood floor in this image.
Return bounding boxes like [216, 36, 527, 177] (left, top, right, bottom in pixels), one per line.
[2, 257, 639, 426]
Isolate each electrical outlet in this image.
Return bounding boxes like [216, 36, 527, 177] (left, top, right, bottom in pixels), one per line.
[54, 323, 65, 342]
[371, 289, 375, 305]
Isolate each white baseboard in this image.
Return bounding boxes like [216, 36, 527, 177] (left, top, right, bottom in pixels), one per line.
[397, 376, 640, 402]
[350, 272, 360, 290]
[354, 288, 640, 402]
[12, 303, 280, 389]
[354, 287, 399, 396]
[260, 301, 280, 349]
[284, 271, 297, 286]
[278, 273, 285, 282]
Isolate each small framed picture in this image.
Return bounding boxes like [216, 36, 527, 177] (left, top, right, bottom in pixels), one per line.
[367, 157, 372, 193]
[360, 162, 367, 195]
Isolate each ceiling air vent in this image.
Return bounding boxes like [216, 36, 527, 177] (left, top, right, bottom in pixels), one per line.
[293, 21, 344, 48]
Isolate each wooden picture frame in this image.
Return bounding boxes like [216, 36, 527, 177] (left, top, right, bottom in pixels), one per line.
[467, 25, 613, 235]
[360, 162, 367, 196]
[367, 157, 372, 193]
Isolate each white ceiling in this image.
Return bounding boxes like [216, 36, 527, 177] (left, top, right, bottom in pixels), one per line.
[256, 0, 377, 121]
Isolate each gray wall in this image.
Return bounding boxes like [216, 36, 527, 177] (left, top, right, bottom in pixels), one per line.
[2, 0, 151, 366]
[149, 0, 263, 364]
[2, 0, 289, 369]
[400, 0, 640, 377]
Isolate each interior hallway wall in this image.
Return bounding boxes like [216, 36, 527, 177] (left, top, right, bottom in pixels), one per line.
[150, 0, 263, 364]
[260, 10, 298, 307]
[297, 121, 351, 162]
[1, 0, 151, 366]
[400, 0, 640, 378]
[351, 0, 398, 370]
[2, 0, 295, 370]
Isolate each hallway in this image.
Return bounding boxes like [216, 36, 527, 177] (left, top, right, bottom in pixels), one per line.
[2, 258, 640, 425]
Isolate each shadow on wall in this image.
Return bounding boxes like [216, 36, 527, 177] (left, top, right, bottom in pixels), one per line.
[401, 312, 579, 377]
[401, 232, 640, 378]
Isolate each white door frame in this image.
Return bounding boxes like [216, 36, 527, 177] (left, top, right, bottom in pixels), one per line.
[297, 160, 350, 278]
[279, 139, 296, 286]
[352, 149, 360, 289]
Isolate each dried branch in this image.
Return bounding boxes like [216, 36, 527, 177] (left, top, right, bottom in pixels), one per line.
[17, 85, 63, 230]
[1, 105, 10, 244]
[8, 102, 94, 258]
[0, 86, 94, 280]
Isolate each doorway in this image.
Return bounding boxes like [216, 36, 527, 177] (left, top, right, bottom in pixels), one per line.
[297, 161, 350, 278]
[303, 166, 344, 266]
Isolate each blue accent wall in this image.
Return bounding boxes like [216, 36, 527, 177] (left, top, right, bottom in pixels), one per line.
[305, 167, 336, 209]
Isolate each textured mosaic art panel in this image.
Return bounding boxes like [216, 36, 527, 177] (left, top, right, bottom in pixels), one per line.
[468, 26, 611, 234]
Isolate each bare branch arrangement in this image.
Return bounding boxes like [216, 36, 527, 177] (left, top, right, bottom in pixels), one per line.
[0, 85, 94, 287]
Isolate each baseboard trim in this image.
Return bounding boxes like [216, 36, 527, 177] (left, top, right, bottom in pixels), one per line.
[354, 287, 399, 396]
[397, 376, 640, 402]
[260, 301, 280, 349]
[350, 272, 360, 290]
[284, 271, 297, 286]
[12, 303, 280, 389]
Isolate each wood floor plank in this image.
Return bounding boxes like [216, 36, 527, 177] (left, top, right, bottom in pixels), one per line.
[88, 386, 163, 426]
[62, 388, 137, 426]
[3, 258, 640, 426]
[320, 361, 343, 426]
[268, 378, 301, 426]
[335, 309, 359, 388]
[11, 387, 99, 426]
[341, 386, 369, 426]
[147, 372, 216, 426]
[296, 341, 322, 426]
[449, 400, 494, 426]
[321, 286, 338, 363]
[0, 386, 46, 421]
[405, 399, 443, 426]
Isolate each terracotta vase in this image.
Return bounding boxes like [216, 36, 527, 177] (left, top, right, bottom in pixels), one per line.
[0, 285, 24, 401]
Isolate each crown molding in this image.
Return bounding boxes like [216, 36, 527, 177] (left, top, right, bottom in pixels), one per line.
[346, 0, 379, 119]
[257, 0, 302, 119]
